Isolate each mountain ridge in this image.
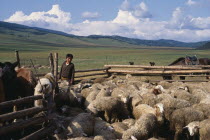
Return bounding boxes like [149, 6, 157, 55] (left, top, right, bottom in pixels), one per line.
[0, 21, 209, 49]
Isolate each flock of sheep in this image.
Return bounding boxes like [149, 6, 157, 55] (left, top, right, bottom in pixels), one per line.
[34, 73, 210, 140]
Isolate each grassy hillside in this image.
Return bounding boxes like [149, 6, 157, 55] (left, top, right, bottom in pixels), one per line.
[0, 21, 141, 52]
[196, 42, 210, 50]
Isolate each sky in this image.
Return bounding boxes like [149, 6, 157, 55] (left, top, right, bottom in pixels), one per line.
[1, 0, 210, 42]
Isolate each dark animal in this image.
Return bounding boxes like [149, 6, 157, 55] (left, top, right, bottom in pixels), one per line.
[129, 62, 134, 65]
[150, 62, 155, 66]
[0, 61, 36, 113]
[0, 62, 39, 140]
[168, 57, 210, 66]
[164, 57, 210, 80]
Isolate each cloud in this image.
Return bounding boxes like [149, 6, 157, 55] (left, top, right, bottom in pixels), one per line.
[168, 7, 210, 30]
[5, 4, 71, 32]
[4, 3, 210, 42]
[186, 0, 197, 6]
[133, 2, 152, 18]
[81, 12, 100, 19]
[112, 10, 139, 25]
[120, 0, 131, 11]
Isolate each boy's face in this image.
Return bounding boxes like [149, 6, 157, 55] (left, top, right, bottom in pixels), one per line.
[66, 57, 72, 63]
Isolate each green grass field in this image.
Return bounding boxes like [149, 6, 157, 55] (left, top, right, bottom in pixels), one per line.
[1, 46, 210, 73]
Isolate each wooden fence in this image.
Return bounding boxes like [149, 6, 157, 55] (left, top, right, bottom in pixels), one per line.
[0, 95, 56, 139]
[104, 64, 210, 82]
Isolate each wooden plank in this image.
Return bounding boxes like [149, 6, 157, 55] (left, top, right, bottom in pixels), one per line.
[75, 72, 107, 78]
[150, 80, 210, 82]
[104, 65, 210, 69]
[0, 116, 46, 135]
[20, 125, 56, 140]
[107, 69, 210, 74]
[174, 75, 209, 77]
[0, 95, 43, 109]
[0, 107, 46, 122]
[76, 68, 110, 73]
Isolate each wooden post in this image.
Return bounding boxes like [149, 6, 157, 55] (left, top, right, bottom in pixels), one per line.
[54, 53, 58, 83]
[49, 53, 54, 75]
[54, 53, 59, 95]
[15, 50, 21, 68]
[106, 67, 111, 77]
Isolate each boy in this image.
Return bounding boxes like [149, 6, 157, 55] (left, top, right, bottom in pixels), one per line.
[59, 54, 75, 85]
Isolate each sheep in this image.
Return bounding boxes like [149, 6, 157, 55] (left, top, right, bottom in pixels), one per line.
[84, 87, 101, 108]
[54, 86, 81, 108]
[158, 81, 172, 89]
[122, 119, 136, 128]
[67, 113, 95, 138]
[200, 96, 210, 104]
[158, 97, 191, 121]
[190, 88, 209, 102]
[132, 103, 164, 126]
[111, 122, 129, 139]
[93, 117, 116, 139]
[170, 89, 199, 104]
[81, 88, 92, 98]
[140, 93, 158, 107]
[95, 86, 112, 99]
[170, 107, 205, 140]
[34, 73, 55, 107]
[183, 119, 210, 140]
[87, 96, 129, 123]
[192, 103, 210, 119]
[111, 87, 130, 99]
[122, 113, 158, 140]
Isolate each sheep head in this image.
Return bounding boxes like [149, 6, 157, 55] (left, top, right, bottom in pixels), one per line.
[154, 103, 165, 125]
[35, 78, 52, 94]
[183, 121, 200, 136]
[86, 102, 98, 115]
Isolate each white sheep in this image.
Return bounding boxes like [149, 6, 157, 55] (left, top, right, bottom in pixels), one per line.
[87, 96, 129, 123]
[93, 117, 116, 139]
[132, 103, 164, 126]
[122, 113, 158, 140]
[170, 107, 205, 140]
[67, 113, 95, 138]
[34, 73, 55, 107]
[184, 119, 210, 140]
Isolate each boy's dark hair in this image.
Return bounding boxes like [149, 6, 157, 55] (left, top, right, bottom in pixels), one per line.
[66, 54, 73, 59]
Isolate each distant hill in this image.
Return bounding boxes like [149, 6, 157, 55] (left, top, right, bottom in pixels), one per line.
[86, 35, 207, 48]
[196, 42, 210, 50]
[0, 21, 209, 51]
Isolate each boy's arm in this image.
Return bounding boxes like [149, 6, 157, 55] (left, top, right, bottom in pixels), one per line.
[69, 64, 75, 85]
